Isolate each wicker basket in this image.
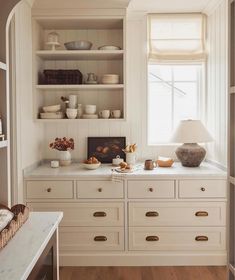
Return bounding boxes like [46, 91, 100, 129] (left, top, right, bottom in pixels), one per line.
[40, 69, 83, 85]
[0, 204, 29, 249]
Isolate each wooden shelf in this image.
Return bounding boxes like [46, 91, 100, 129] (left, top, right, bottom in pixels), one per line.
[35, 118, 125, 123]
[229, 264, 235, 276]
[36, 84, 124, 90]
[0, 62, 6, 71]
[36, 50, 124, 61]
[0, 141, 8, 149]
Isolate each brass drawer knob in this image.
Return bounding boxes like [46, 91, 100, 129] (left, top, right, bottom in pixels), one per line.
[93, 212, 107, 217]
[195, 211, 208, 217]
[146, 211, 159, 217]
[94, 236, 107, 242]
[200, 187, 206, 192]
[146, 236, 159, 242]
[195, 236, 208, 241]
[46, 188, 52, 193]
[148, 187, 154, 192]
[98, 188, 102, 192]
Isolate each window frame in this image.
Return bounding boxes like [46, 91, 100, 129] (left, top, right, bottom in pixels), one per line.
[146, 61, 206, 146]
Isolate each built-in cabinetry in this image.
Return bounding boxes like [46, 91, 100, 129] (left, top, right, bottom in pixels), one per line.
[32, 17, 126, 121]
[24, 163, 227, 266]
[229, 0, 235, 279]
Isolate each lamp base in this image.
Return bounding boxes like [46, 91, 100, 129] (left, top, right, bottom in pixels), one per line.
[175, 143, 206, 167]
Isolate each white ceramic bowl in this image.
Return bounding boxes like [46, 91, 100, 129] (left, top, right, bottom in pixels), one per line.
[64, 40, 92, 50]
[66, 108, 77, 119]
[43, 104, 61, 113]
[85, 105, 96, 114]
[83, 162, 101, 170]
[98, 45, 121, 50]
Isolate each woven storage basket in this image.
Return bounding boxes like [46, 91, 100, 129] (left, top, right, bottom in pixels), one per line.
[0, 204, 29, 249]
[41, 69, 83, 84]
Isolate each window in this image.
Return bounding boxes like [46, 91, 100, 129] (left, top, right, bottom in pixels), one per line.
[148, 64, 202, 144]
[147, 13, 206, 145]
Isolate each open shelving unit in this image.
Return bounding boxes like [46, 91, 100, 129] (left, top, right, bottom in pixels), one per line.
[33, 16, 126, 122]
[229, 0, 235, 279]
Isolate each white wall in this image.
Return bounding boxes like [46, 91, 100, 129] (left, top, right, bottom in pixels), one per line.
[206, 0, 228, 168]
[13, 0, 44, 202]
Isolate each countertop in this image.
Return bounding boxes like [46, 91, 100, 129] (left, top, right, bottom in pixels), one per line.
[24, 162, 227, 179]
[0, 212, 63, 280]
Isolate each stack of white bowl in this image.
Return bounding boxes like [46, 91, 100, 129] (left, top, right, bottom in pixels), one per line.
[40, 105, 64, 119]
[83, 105, 98, 119]
[101, 74, 119, 84]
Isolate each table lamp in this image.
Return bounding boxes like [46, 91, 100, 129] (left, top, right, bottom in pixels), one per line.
[171, 120, 213, 167]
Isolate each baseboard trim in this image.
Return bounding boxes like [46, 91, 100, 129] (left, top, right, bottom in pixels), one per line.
[60, 252, 227, 266]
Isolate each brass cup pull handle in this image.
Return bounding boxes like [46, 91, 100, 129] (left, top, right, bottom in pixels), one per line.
[200, 187, 206, 192]
[146, 236, 159, 242]
[93, 211, 107, 217]
[98, 188, 103, 192]
[195, 211, 208, 217]
[146, 211, 159, 217]
[195, 236, 208, 241]
[46, 188, 52, 193]
[94, 236, 107, 242]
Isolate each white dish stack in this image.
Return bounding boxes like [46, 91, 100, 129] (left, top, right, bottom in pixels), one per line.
[101, 74, 119, 84]
[83, 105, 98, 119]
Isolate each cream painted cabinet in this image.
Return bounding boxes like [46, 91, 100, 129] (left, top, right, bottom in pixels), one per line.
[24, 167, 227, 266]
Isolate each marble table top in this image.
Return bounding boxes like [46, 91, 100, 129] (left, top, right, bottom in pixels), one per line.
[0, 212, 63, 280]
[24, 161, 227, 179]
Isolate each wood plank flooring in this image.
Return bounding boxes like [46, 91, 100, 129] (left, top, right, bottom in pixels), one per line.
[60, 266, 227, 280]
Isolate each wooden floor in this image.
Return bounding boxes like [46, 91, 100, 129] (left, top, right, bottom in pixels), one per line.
[60, 266, 227, 280]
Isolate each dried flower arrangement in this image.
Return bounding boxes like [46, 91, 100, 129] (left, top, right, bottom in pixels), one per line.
[49, 137, 74, 151]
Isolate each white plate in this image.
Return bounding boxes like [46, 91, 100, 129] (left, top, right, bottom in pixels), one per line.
[114, 167, 133, 173]
[98, 45, 121, 50]
[82, 114, 98, 119]
[40, 112, 64, 119]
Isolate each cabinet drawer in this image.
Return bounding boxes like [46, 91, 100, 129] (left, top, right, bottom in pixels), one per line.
[27, 202, 124, 226]
[128, 180, 175, 199]
[129, 227, 226, 251]
[77, 180, 124, 199]
[26, 180, 74, 199]
[60, 227, 124, 252]
[129, 202, 226, 226]
[179, 180, 227, 198]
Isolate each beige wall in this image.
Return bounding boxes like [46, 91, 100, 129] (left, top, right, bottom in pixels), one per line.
[206, 0, 228, 168]
[13, 0, 44, 202]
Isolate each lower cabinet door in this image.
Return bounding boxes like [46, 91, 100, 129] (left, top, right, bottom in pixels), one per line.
[59, 227, 124, 252]
[129, 227, 226, 251]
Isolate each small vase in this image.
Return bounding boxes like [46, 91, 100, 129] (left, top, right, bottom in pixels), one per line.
[59, 150, 71, 166]
[125, 152, 136, 165]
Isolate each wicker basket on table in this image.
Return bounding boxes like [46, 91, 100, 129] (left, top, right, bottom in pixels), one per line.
[0, 204, 29, 249]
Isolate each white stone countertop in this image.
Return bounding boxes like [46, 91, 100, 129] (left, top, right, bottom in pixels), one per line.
[24, 162, 227, 179]
[0, 212, 63, 280]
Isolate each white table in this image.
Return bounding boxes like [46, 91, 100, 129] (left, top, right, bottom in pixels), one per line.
[0, 212, 63, 280]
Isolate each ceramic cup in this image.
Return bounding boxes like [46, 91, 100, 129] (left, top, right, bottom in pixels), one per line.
[126, 152, 136, 165]
[85, 105, 96, 115]
[99, 110, 110, 119]
[144, 159, 156, 170]
[68, 95, 78, 109]
[111, 110, 121, 119]
[66, 108, 77, 119]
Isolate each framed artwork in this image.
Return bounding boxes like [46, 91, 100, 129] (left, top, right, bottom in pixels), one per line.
[87, 137, 126, 163]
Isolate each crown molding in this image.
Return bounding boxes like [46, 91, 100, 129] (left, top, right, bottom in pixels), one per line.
[203, 0, 225, 15]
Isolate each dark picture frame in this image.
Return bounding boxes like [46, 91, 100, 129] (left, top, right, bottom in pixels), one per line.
[87, 137, 126, 163]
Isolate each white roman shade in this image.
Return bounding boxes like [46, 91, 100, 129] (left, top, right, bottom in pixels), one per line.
[148, 13, 206, 61]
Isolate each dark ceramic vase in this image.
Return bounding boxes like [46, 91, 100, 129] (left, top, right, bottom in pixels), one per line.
[175, 143, 206, 167]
